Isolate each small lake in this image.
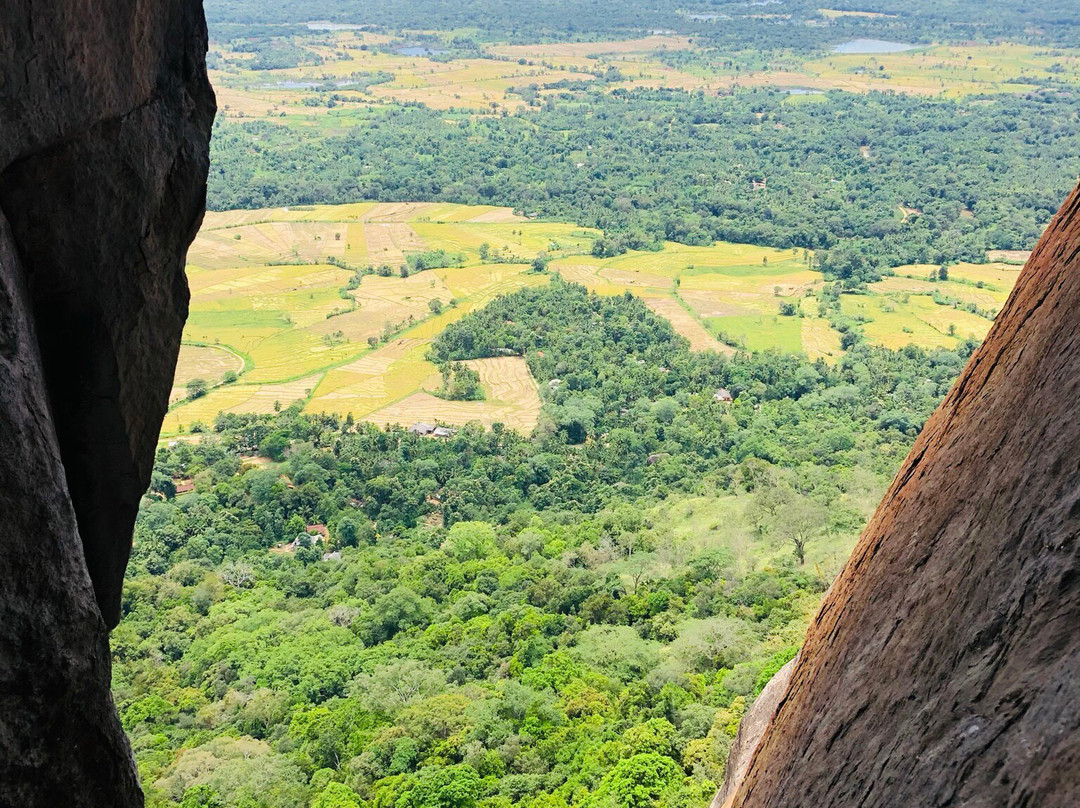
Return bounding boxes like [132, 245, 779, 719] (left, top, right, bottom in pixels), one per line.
[265, 80, 362, 90]
[396, 46, 448, 57]
[833, 39, 918, 54]
[784, 88, 825, 95]
[306, 22, 369, 31]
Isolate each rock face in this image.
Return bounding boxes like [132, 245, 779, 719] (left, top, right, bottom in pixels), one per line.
[0, 1, 214, 805]
[711, 657, 797, 808]
[732, 184, 1080, 807]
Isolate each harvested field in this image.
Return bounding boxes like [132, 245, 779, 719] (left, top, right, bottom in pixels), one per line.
[168, 201, 1021, 440]
[364, 356, 542, 432]
[641, 295, 731, 353]
[362, 222, 426, 266]
[172, 344, 244, 390]
[987, 250, 1031, 264]
[801, 316, 843, 362]
[163, 375, 321, 434]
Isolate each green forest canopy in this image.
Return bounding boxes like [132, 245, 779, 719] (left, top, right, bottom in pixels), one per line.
[208, 88, 1075, 277]
[126, 283, 975, 808]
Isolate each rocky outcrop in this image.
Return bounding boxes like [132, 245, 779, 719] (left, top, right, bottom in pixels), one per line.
[0, 1, 214, 805]
[711, 657, 797, 808]
[731, 183, 1080, 807]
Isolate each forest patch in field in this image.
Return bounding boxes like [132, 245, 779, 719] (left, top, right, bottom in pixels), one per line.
[167, 202, 1020, 438]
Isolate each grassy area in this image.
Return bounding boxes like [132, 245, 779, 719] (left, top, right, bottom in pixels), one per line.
[803, 43, 1080, 97]
[839, 292, 991, 350]
[208, 31, 1080, 129]
[707, 314, 805, 354]
[167, 202, 1020, 437]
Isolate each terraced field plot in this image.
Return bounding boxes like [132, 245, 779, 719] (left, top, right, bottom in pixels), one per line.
[364, 356, 543, 432]
[168, 203, 578, 436]
[840, 293, 992, 350]
[168, 202, 1020, 437]
[209, 33, 711, 122]
[800, 43, 1080, 97]
[207, 31, 1080, 130]
[170, 345, 246, 403]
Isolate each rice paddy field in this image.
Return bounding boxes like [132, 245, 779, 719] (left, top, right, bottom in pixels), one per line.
[208, 31, 1080, 129]
[165, 201, 1021, 438]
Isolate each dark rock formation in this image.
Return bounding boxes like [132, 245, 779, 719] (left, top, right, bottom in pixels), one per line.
[710, 657, 797, 808]
[732, 183, 1080, 807]
[0, 1, 214, 805]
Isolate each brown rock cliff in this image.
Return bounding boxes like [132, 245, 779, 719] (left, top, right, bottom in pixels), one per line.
[0, 1, 214, 804]
[712, 657, 798, 808]
[732, 183, 1080, 807]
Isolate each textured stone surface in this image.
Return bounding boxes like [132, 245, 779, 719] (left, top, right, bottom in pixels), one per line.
[710, 658, 797, 808]
[0, 1, 213, 804]
[732, 183, 1080, 807]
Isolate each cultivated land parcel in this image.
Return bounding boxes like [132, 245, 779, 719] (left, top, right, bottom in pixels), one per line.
[209, 30, 1080, 128]
[166, 202, 1019, 437]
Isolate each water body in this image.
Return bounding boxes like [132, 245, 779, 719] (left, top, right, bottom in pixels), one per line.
[784, 88, 825, 95]
[396, 45, 448, 57]
[834, 39, 917, 54]
[306, 22, 370, 31]
[266, 80, 362, 90]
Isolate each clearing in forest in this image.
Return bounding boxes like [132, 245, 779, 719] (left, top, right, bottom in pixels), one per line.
[640, 295, 732, 354]
[364, 356, 543, 433]
[170, 345, 246, 403]
[205, 29, 1080, 132]
[167, 201, 1020, 437]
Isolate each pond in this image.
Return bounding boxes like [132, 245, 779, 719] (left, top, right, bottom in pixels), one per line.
[306, 22, 369, 31]
[264, 80, 363, 90]
[833, 39, 918, 54]
[396, 46, 448, 57]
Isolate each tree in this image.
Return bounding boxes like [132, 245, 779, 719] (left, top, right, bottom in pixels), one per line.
[259, 431, 290, 461]
[428, 298, 444, 315]
[442, 521, 497, 561]
[149, 470, 176, 500]
[775, 499, 828, 564]
[588, 754, 680, 808]
[367, 586, 431, 642]
[221, 561, 255, 588]
[311, 783, 363, 808]
[404, 764, 482, 808]
[180, 785, 224, 808]
[187, 378, 209, 399]
[337, 514, 375, 547]
[353, 659, 446, 712]
[436, 362, 483, 401]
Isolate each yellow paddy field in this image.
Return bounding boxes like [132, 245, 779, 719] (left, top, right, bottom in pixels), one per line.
[207, 30, 1080, 128]
[166, 202, 1019, 437]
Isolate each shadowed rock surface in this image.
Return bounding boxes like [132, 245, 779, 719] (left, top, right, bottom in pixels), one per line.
[731, 183, 1080, 807]
[0, 1, 214, 805]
